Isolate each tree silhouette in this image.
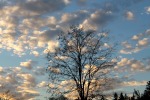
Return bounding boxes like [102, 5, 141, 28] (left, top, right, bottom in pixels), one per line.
[47, 26, 115, 100]
[113, 92, 118, 100]
[133, 89, 141, 100]
[124, 93, 129, 100]
[141, 81, 150, 100]
[49, 95, 68, 100]
[119, 92, 124, 100]
[100, 95, 107, 100]
[131, 93, 135, 100]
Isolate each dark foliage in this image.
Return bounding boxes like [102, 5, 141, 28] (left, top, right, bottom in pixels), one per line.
[112, 81, 150, 100]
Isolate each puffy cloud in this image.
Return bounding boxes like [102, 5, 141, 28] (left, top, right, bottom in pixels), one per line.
[138, 38, 149, 47]
[0, 0, 148, 99]
[0, 65, 44, 100]
[31, 50, 39, 57]
[81, 10, 114, 30]
[132, 35, 140, 40]
[20, 60, 37, 70]
[0, 67, 4, 74]
[33, 66, 45, 76]
[117, 58, 145, 72]
[19, 0, 68, 15]
[17, 86, 39, 100]
[76, 0, 87, 6]
[37, 81, 47, 88]
[60, 10, 88, 24]
[120, 29, 150, 54]
[121, 81, 147, 87]
[17, 73, 37, 87]
[122, 41, 132, 49]
[43, 40, 59, 53]
[145, 6, 150, 14]
[125, 11, 134, 20]
[117, 58, 129, 67]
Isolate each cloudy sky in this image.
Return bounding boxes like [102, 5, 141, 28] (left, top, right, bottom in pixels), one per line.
[0, 0, 150, 99]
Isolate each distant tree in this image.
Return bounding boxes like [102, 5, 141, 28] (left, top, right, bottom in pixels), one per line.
[49, 97, 55, 100]
[113, 92, 118, 100]
[141, 81, 150, 100]
[47, 26, 116, 100]
[100, 95, 107, 100]
[124, 93, 129, 100]
[133, 89, 141, 100]
[119, 92, 124, 100]
[49, 95, 68, 100]
[131, 93, 135, 100]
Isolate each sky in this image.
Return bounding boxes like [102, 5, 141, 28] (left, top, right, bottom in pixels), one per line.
[0, 0, 150, 99]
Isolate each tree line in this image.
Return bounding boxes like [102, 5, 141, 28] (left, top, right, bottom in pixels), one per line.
[48, 81, 150, 100]
[112, 81, 150, 100]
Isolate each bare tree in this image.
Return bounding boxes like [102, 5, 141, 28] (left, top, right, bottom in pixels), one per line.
[47, 26, 116, 100]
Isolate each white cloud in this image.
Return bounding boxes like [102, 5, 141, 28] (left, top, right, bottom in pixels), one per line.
[20, 60, 37, 70]
[0, 0, 149, 99]
[121, 81, 147, 87]
[0, 65, 44, 100]
[117, 58, 145, 72]
[125, 11, 134, 20]
[17, 73, 37, 87]
[145, 6, 150, 14]
[33, 66, 45, 76]
[120, 29, 150, 54]
[31, 50, 39, 57]
[0, 67, 3, 73]
[138, 38, 149, 46]
[132, 35, 139, 40]
[37, 81, 47, 88]
[81, 10, 113, 30]
[43, 40, 59, 53]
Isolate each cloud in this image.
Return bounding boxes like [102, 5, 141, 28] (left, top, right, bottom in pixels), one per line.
[145, 6, 150, 14]
[138, 38, 149, 46]
[132, 35, 140, 40]
[20, 60, 37, 70]
[33, 66, 45, 76]
[0, 65, 45, 100]
[125, 11, 134, 20]
[120, 29, 150, 54]
[116, 58, 145, 72]
[17, 86, 39, 100]
[19, 0, 68, 15]
[121, 81, 147, 87]
[43, 40, 59, 53]
[37, 81, 47, 88]
[0, 0, 148, 99]
[17, 73, 37, 87]
[81, 10, 114, 30]
[31, 50, 39, 57]
[76, 0, 87, 6]
[0, 67, 5, 74]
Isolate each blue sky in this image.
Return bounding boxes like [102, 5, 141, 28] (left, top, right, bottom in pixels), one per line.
[0, 0, 150, 99]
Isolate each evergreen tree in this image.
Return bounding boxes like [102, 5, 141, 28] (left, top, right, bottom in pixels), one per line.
[131, 94, 135, 100]
[141, 81, 150, 100]
[100, 95, 106, 100]
[144, 81, 150, 96]
[134, 89, 141, 100]
[119, 92, 124, 100]
[124, 93, 128, 100]
[113, 92, 118, 100]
